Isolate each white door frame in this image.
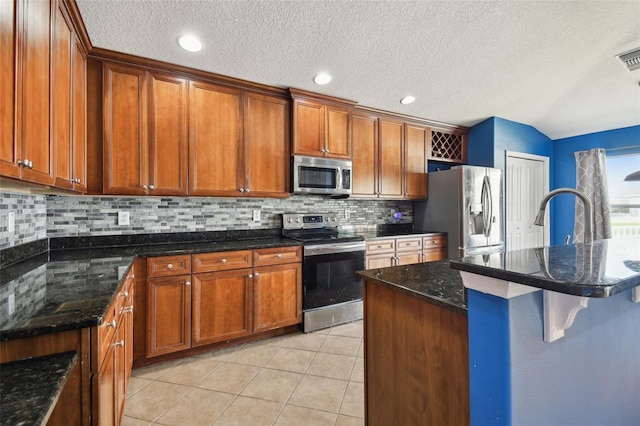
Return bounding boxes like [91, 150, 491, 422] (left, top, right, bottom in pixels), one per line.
[505, 151, 551, 246]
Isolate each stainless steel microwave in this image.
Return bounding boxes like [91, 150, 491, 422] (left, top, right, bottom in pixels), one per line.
[292, 155, 352, 196]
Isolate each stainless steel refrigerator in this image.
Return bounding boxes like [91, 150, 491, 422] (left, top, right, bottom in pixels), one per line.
[414, 166, 504, 258]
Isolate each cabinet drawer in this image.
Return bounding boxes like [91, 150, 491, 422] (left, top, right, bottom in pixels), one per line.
[423, 248, 447, 262]
[423, 235, 447, 248]
[395, 237, 422, 252]
[97, 300, 118, 369]
[366, 239, 395, 254]
[148, 255, 191, 278]
[193, 250, 252, 273]
[253, 246, 302, 266]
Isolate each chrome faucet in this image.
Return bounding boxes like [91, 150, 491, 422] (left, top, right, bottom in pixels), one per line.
[533, 188, 593, 243]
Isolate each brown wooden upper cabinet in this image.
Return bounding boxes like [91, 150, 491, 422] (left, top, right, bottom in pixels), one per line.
[1, 0, 87, 192]
[404, 123, 429, 199]
[103, 63, 188, 195]
[52, 1, 87, 193]
[352, 112, 429, 200]
[291, 89, 355, 159]
[189, 82, 290, 197]
[1, 0, 55, 186]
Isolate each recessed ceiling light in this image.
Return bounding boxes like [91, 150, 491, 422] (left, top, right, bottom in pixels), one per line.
[400, 95, 416, 105]
[178, 35, 202, 52]
[313, 73, 332, 85]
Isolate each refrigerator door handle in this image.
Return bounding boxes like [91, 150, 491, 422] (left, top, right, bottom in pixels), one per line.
[481, 175, 493, 237]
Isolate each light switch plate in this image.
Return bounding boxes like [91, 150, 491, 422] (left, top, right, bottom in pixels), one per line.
[252, 210, 261, 222]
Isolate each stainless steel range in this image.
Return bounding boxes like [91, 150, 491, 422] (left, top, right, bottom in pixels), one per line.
[282, 213, 365, 332]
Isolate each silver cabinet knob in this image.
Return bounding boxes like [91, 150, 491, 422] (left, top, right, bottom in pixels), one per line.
[119, 290, 129, 298]
[105, 319, 116, 328]
[248, 273, 253, 278]
[142, 185, 148, 189]
[254, 272, 259, 277]
[239, 188, 245, 192]
[123, 306, 134, 314]
[113, 340, 125, 347]
[245, 188, 250, 193]
[17, 159, 23, 166]
[167, 263, 173, 269]
[276, 253, 282, 259]
[221, 259, 227, 263]
[149, 184, 155, 190]
[185, 281, 191, 286]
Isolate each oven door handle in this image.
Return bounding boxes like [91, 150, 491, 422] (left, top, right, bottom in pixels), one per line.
[304, 242, 366, 256]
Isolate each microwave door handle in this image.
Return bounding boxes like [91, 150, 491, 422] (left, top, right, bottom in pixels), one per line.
[336, 167, 342, 191]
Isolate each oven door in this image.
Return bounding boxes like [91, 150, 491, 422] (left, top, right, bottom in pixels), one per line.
[302, 242, 365, 310]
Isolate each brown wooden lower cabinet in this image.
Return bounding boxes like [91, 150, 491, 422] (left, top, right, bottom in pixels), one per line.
[363, 279, 469, 425]
[365, 234, 447, 268]
[192, 268, 253, 346]
[144, 247, 302, 359]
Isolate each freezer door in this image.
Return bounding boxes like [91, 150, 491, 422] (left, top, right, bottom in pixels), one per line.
[461, 166, 489, 251]
[485, 167, 504, 248]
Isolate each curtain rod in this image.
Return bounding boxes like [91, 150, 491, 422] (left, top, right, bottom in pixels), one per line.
[570, 145, 640, 156]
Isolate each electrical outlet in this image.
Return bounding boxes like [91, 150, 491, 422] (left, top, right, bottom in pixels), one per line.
[118, 211, 130, 226]
[8, 293, 15, 315]
[7, 212, 15, 233]
[252, 209, 261, 222]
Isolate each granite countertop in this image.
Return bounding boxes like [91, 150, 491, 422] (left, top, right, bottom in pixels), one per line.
[0, 351, 78, 426]
[341, 223, 446, 240]
[1, 232, 300, 342]
[356, 259, 467, 315]
[450, 237, 640, 298]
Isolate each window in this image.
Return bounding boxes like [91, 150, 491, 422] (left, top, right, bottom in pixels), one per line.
[607, 153, 640, 239]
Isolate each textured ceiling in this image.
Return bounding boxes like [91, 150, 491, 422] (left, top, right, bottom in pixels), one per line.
[76, 0, 640, 140]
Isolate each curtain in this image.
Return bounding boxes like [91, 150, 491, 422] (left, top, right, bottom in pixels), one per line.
[574, 148, 611, 242]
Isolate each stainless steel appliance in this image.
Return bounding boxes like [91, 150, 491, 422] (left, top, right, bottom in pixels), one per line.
[282, 213, 365, 332]
[414, 166, 504, 258]
[292, 155, 352, 196]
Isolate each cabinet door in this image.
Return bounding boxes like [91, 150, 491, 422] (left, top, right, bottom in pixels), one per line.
[0, 0, 18, 178]
[396, 251, 422, 266]
[404, 124, 428, 199]
[103, 63, 148, 194]
[244, 92, 289, 197]
[52, 2, 73, 190]
[95, 341, 116, 426]
[114, 319, 126, 424]
[192, 269, 252, 346]
[188, 80, 243, 196]
[378, 118, 404, 198]
[366, 254, 395, 269]
[71, 37, 86, 192]
[253, 262, 302, 332]
[325, 105, 351, 159]
[19, 0, 54, 185]
[422, 248, 447, 262]
[148, 73, 188, 195]
[292, 98, 325, 156]
[147, 275, 191, 357]
[351, 113, 378, 197]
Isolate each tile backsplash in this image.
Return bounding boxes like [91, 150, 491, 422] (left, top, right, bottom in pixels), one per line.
[2, 192, 412, 248]
[0, 193, 47, 250]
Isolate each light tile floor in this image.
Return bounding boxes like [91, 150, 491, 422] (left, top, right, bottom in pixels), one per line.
[122, 320, 364, 426]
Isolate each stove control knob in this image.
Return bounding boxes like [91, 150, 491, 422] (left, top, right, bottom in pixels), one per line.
[295, 218, 301, 223]
[287, 217, 293, 223]
[332, 216, 337, 221]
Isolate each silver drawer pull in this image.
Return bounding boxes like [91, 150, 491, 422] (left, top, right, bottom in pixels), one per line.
[254, 272, 259, 277]
[113, 340, 125, 347]
[221, 259, 227, 263]
[248, 273, 253, 278]
[105, 320, 116, 328]
[185, 281, 191, 287]
[123, 306, 134, 314]
[119, 290, 129, 298]
[276, 254, 282, 258]
[167, 263, 173, 269]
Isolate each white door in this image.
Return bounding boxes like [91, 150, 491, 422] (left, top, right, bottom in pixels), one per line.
[506, 152, 549, 250]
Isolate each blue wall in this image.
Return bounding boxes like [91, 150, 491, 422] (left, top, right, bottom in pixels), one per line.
[467, 287, 640, 425]
[552, 125, 640, 245]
